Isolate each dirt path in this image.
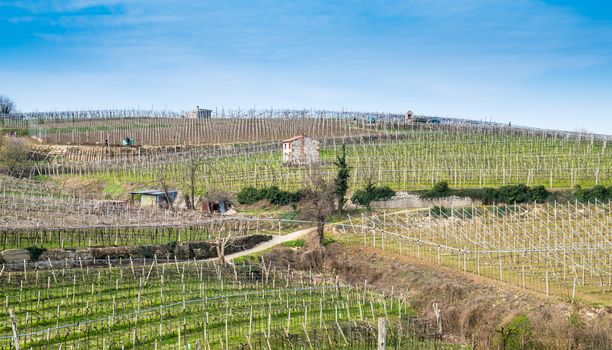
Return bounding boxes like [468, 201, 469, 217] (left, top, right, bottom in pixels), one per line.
[204, 227, 316, 263]
[215, 208, 424, 263]
[210, 209, 425, 263]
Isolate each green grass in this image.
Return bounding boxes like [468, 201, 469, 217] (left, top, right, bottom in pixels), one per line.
[102, 182, 125, 196]
[323, 237, 338, 246]
[282, 239, 305, 248]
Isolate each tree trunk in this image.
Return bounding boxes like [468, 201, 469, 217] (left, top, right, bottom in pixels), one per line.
[216, 242, 225, 264]
[317, 221, 325, 247]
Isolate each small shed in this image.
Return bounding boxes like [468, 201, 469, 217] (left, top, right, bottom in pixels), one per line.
[282, 134, 320, 166]
[198, 192, 234, 214]
[405, 111, 414, 123]
[200, 199, 230, 213]
[130, 190, 178, 209]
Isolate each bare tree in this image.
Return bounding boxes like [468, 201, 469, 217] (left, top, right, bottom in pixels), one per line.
[184, 150, 208, 210]
[0, 137, 28, 176]
[215, 233, 233, 264]
[299, 175, 336, 247]
[157, 165, 175, 211]
[0, 95, 15, 115]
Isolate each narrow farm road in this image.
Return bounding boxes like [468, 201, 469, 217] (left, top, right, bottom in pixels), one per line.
[206, 227, 317, 263]
[209, 207, 430, 263]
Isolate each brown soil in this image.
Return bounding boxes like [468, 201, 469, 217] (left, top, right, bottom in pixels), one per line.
[261, 234, 612, 349]
[58, 177, 107, 196]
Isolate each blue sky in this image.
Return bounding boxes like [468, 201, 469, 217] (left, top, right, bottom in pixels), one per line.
[1, 0, 611, 133]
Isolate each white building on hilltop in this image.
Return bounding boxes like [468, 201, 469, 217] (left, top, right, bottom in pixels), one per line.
[185, 106, 212, 119]
[282, 134, 320, 166]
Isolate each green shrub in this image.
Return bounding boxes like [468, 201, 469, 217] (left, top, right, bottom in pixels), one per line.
[237, 186, 302, 206]
[422, 181, 451, 198]
[262, 186, 302, 206]
[529, 185, 549, 203]
[574, 185, 611, 203]
[494, 314, 535, 350]
[454, 187, 499, 204]
[25, 246, 46, 261]
[497, 184, 532, 203]
[423, 183, 550, 204]
[237, 187, 264, 204]
[351, 182, 395, 207]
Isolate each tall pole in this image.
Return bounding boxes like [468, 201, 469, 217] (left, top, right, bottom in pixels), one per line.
[9, 309, 21, 350]
[377, 317, 387, 350]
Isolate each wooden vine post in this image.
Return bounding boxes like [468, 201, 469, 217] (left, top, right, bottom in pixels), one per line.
[377, 317, 387, 350]
[9, 309, 20, 350]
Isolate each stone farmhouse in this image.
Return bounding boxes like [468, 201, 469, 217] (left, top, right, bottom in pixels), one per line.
[282, 134, 320, 166]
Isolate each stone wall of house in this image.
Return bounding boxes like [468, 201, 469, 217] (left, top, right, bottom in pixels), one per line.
[302, 137, 320, 165]
[285, 137, 320, 165]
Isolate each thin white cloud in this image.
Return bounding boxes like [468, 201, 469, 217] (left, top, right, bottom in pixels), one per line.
[7, 15, 34, 23]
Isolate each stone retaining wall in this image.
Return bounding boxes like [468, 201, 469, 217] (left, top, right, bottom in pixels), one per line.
[0, 234, 271, 269]
[371, 194, 480, 209]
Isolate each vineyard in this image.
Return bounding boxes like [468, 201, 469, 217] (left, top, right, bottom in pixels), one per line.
[0, 219, 307, 250]
[334, 202, 612, 304]
[1, 262, 458, 349]
[38, 125, 611, 195]
[1, 109, 611, 349]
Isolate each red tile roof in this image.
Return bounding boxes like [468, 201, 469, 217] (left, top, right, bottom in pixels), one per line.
[282, 135, 305, 143]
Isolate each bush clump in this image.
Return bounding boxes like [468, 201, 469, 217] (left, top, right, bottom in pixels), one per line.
[421, 181, 451, 198]
[0, 136, 29, 176]
[574, 185, 612, 203]
[351, 182, 395, 207]
[237, 186, 302, 206]
[25, 246, 46, 261]
[494, 314, 535, 350]
[236, 187, 261, 204]
[497, 184, 548, 203]
[423, 182, 550, 204]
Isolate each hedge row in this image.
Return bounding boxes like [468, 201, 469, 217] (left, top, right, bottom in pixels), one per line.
[237, 186, 302, 206]
[574, 185, 612, 203]
[421, 182, 550, 204]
